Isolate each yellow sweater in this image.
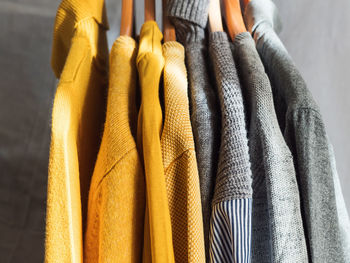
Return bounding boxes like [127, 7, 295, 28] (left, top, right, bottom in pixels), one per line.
[136, 21, 175, 263]
[45, 0, 109, 262]
[162, 42, 206, 262]
[84, 36, 145, 262]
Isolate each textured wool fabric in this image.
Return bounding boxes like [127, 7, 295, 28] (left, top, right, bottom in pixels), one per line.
[208, 31, 252, 263]
[232, 32, 308, 263]
[136, 21, 175, 263]
[45, 0, 108, 262]
[161, 41, 205, 263]
[244, 0, 350, 261]
[83, 36, 145, 263]
[167, 1, 220, 258]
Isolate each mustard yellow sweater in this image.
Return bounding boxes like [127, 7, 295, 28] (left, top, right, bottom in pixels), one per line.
[45, 0, 109, 262]
[162, 42, 206, 262]
[84, 36, 145, 262]
[137, 21, 175, 263]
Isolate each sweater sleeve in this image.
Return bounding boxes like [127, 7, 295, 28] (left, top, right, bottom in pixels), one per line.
[285, 108, 350, 262]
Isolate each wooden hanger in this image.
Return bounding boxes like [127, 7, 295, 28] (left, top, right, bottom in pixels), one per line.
[242, 0, 251, 8]
[145, 0, 156, 21]
[163, 0, 176, 41]
[223, 0, 247, 41]
[120, 0, 133, 36]
[209, 0, 224, 32]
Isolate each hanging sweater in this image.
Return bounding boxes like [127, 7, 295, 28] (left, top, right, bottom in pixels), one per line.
[208, 32, 252, 263]
[136, 21, 175, 263]
[167, 0, 220, 258]
[161, 41, 205, 263]
[45, 0, 109, 262]
[232, 32, 308, 263]
[244, 0, 350, 261]
[84, 36, 145, 263]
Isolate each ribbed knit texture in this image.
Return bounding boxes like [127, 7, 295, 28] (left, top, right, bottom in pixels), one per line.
[167, 0, 208, 44]
[167, 0, 209, 31]
[161, 41, 205, 263]
[244, 0, 350, 261]
[84, 36, 145, 263]
[167, 1, 220, 259]
[232, 32, 308, 263]
[136, 21, 175, 263]
[45, 1, 108, 262]
[208, 32, 252, 263]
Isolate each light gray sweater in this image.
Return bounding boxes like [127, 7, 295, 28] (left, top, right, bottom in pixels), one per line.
[232, 32, 309, 263]
[167, 0, 220, 259]
[244, 0, 350, 261]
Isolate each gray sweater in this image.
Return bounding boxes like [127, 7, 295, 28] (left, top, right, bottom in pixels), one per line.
[208, 31, 252, 263]
[167, 0, 220, 259]
[244, 0, 350, 261]
[209, 32, 252, 204]
[232, 32, 309, 263]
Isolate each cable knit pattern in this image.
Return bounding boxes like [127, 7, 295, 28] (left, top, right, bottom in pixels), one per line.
[161, 41, 205, 263]
[244, 1, 350, 261]
[167, 0, 220, 259]
[232, 32, 308, 263]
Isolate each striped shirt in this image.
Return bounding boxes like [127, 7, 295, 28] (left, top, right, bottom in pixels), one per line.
[209, 199, 252, 263]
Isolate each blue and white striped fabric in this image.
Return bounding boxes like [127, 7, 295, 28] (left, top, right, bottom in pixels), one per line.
[209, 198, 252, 263]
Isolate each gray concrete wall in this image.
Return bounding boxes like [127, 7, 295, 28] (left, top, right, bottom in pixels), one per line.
[0, 0, 348, 261]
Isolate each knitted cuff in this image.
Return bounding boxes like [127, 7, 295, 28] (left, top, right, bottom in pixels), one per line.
[243, 0, 282, 35]
[167, 0, 210, 28]
[209, 31, 229, 43]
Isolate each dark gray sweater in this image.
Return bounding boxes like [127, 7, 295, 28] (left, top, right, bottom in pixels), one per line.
[167, 0, 220, 259]
[244, 0, 350, 261]
[232, 32, 308, 263]
[209, 31, 252, 204]
[208, 31, 252, 263]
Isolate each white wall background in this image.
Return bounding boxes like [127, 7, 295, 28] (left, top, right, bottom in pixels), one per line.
[273, 0, 350, 210]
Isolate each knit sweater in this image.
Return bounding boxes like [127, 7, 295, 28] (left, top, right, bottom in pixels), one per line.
[232, 32, 308, 263]
[45, 0, 108, 262]
[167, 0, 220, 258]
[161, 41, 205, 263]
[84, 36, 145, 263]
[244, 0, 350, 261]
[208, 32, 252, 263]
[136, 21, 175, 263]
